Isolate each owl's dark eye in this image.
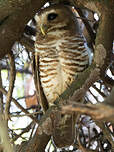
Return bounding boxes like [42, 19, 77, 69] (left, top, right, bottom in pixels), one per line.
[47, 13, 58, 21]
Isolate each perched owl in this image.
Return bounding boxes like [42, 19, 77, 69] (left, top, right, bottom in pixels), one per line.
[35, 4, 90, 105]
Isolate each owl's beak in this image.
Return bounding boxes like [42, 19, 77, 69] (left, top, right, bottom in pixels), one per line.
[40, 24, 48, 36]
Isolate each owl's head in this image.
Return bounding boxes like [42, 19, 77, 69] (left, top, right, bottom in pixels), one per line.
[35, 4, 80, 36]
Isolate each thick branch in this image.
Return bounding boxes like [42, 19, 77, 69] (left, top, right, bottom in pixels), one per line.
[94, 2, 114, 85]
[62, 87, 114, 122]
[62, 103, 114, 122]
[0, 0, 47, 58]
[0, 0, 36, 21]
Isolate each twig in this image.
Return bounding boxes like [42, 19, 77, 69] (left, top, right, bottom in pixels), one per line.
[10, 111, 42, 117]
[29, 123, 36, 140]
[5, 52, 16, 121]
[12, 121, 34, 142]
[75, 7, 95, 44]
[77, 131, 95, 152]
[95, 121, 114, 149]
[75, 16, 95, 23]
[102, 123, 114, 148]
[0, 87, 39, 124]
[0, 65, 3, 114]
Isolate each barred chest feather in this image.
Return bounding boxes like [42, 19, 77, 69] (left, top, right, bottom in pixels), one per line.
[35, 32, 89, 104]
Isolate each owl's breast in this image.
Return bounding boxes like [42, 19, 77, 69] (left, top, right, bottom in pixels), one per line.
[35, 35, 89, 104]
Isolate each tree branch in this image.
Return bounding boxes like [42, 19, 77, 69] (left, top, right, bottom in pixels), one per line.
[0, 87, 39, 124]
[0, 0, 47, 58]
[94, 2, 114, 84]
[0, 66, 3, 114]
[0, 0, 37, 21]
[62, 87, 114, 122]
[5, 52, 16, 121]
[19, 106, 54, 152]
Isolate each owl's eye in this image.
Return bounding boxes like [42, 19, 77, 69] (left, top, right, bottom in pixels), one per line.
[47, 13, 58, 21]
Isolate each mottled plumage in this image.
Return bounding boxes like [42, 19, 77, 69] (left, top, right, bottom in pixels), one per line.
[35, 4, 90, 104]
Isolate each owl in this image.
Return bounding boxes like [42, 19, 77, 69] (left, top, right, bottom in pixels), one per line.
[35, 4, 90, 105]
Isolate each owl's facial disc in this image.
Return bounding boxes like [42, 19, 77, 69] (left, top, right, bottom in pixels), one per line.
[35, 5, 76, 36]
[39, 9, 70, 35]
[40, 12, 63, 35]
[40, 12, 59, 36]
